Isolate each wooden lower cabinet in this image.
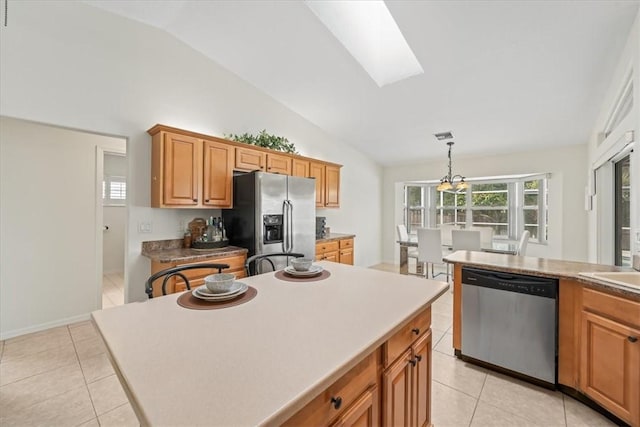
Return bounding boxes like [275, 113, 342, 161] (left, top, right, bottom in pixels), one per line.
[331, 386, 379, 427]
[149, 253, 247, 297]
[317, 238, 355, 265]
[339, 239, 354, 265]
[283, 307, 432, 426]
[579, 288, 640, 426]
[383, 331, 432, 427]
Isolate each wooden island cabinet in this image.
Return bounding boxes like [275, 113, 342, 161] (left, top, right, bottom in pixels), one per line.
[283, 306, 433, 427]
[148, 124, 342, 209]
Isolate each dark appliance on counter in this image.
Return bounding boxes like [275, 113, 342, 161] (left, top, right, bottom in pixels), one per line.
[460, 267, 558, 388]
[222, 172, 316, 265]
[315, 216, 327, 238]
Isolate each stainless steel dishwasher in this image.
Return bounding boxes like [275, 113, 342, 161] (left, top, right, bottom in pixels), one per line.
[461, 267, 558, 387]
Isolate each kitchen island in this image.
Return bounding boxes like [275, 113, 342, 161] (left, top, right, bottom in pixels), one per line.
[92, 261, 448, 426]
[444, 251, 639, 426]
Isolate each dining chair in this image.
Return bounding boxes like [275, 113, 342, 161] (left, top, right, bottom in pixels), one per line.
[417, 228, 450, 280]
[439, 223, 461, 247]
[397, 224, 419, 258]
[452, 229, 482, 251]
[516, 230, 530, 255]
[245, 252, 305, 276]
[145, 263, 230, 299]
[469, 226, 494, 249]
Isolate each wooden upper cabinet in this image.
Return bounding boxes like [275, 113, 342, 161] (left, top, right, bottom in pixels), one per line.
[150, 127, 233, 209]
[149, 124, 341, 208]
[203, 140, 233, 208]
[266, 152, 292, 175]
[235, 146, 265, 172]
[292, 159, 310, 177]
[309, 162, 326, 207]
[309, 162, 341, 208]
[161, 132, 200, 206]
[325, 165, 341, 207]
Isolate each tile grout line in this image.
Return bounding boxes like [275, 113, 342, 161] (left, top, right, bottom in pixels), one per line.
[468, 373, 489, 426]
[69, 325, 100, 423]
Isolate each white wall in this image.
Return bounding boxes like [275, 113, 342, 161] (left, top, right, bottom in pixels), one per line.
[103, 154, 127, 273]
[382, 144, 589, 264]
[0, 1, 382, 335]
[0, 117, 125, 338]
[586, 10, 640, 263]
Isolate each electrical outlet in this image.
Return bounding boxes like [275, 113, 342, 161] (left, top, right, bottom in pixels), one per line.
[138, 221, 152, 233]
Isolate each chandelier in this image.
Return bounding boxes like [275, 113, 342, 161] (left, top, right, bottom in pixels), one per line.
[436, 141, 468, 192]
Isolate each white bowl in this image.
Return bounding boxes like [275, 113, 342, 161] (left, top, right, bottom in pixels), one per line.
[204, 273, 235, 293]
[291, 258, 313, 272]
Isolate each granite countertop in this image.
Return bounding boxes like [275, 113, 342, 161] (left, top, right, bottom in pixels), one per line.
[142, 239, 247, 263]
[316, 232, 356, 243]
[92, 262, 448, 426]
[443, 250, 639, 298]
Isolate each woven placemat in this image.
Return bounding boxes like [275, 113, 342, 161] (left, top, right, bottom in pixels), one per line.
[274, 270, 331, 282]
[177, 286, 257, 310]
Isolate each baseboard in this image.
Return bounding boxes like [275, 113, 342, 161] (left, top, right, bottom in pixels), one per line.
[0, 313, 92, 340]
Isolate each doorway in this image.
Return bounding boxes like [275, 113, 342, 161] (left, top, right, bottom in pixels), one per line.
[102, 151, 127, 307]
[614, 155, 631, 266]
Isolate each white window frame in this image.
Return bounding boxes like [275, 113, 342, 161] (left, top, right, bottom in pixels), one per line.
[403, 174, 549, 244]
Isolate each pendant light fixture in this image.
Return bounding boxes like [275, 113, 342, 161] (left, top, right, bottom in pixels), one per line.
[436, 141, 468, 192]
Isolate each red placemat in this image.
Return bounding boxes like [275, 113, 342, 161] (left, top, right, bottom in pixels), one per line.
[177, 286, 257, 310]
[274, 270, 331, 282]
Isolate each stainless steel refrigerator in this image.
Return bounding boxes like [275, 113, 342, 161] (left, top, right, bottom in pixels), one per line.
[222, 172, 316, 264]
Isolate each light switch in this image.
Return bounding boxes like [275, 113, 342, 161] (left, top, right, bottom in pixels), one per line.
[138, 222, 152, 233]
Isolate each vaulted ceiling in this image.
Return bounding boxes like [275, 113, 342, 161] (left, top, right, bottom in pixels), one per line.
[84, 0, 638, 165]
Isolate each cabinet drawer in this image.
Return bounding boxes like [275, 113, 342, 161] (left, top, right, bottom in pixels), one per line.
[582, 288, 640, 328]
[317, 241, 339, 253]
[283, 351, 378, 426]
[339, 238, 353, 249]
[383, 307, 431, 367]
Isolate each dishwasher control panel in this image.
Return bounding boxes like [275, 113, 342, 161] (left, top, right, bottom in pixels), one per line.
[462, 267, 557, 298]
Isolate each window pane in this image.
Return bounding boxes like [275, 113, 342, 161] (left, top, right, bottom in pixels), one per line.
[407, 186, 422, 207]
[110, 182, 126, 200]
[440, 191, 465, 207]
[407, 208, 424, 232]
[525, 225, 539, 240]
[438, 209, 466, 225]
[472, 209, 508, 224]
[471, 183, 507, 207]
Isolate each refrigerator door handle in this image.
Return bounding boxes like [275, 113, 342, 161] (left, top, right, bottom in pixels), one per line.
[285, 200, 293, 253]
[282, 200, 288, 252]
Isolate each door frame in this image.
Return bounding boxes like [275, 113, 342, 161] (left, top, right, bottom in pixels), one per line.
[95, 145, 127, 309]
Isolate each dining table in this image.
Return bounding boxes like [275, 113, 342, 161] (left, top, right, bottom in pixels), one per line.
[91, 261, 448, 426]
[397, 238, 518, 275]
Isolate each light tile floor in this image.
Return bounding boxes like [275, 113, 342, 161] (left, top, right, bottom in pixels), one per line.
[0, 264, 617, 426]
[102, 272, 124, 308]
[0, 321, 138, 426]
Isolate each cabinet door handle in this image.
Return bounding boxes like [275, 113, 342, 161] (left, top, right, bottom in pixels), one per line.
[330, 396, 342, 410]
[205, 199, 210, 203]
[192, 198, 197, 202]
[415, 355, 422, 362]
[412, 328, 420, 335]
[629, 336, 638, 343]
[409, 357, 417, 366]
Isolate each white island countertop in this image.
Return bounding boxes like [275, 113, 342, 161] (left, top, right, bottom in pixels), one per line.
[92, 262, 449, 426]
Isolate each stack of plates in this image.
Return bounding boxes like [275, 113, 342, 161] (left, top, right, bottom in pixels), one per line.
[192, 281, 248, 302]
[283, 265, 324, 277]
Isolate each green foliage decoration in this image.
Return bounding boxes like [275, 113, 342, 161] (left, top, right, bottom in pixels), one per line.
[224, 130, 298, 154]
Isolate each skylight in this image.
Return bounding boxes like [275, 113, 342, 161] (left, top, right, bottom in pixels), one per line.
[306, 0, 423, 87]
